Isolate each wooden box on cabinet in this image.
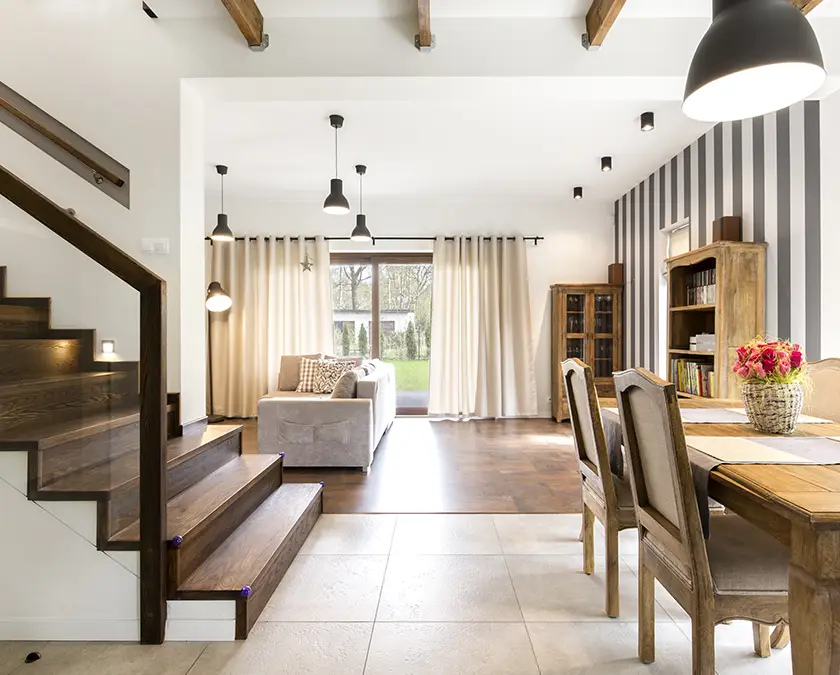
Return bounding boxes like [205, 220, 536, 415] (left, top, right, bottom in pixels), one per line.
[550, 283, 623, 422]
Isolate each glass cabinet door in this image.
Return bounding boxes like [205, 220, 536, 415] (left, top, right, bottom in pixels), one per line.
[594, 293, 614, 334]
[594, 338, 613, 378]
[566, 337, 586, 361]
[565, 293, 587, 334]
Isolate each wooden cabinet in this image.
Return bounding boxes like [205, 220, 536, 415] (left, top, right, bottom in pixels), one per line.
[551, 283, 623, 422]
[667, 241, 766, 400]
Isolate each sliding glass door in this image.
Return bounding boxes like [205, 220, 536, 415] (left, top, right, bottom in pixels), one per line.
[331, 254, 433, 414]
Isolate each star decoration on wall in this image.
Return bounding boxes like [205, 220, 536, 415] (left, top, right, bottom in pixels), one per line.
[300, 253, 314, 272]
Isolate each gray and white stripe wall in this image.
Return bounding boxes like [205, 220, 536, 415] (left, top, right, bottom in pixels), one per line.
[614, 101, 823, 372]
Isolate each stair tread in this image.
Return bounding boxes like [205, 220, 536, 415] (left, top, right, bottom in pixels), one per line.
[111, 452, 279, 543]
[39, 424, 242, 495]
[0, 407, 139, 449]
[178, 483, 322, 593]
[0, 371, 123, 393]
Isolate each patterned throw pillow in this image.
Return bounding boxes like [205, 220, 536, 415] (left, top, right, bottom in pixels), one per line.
[313, 359, 355, 394]
[296, 357, 324, 393]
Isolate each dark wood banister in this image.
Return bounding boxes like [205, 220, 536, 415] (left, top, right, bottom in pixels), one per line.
[0, 164, 168, 644]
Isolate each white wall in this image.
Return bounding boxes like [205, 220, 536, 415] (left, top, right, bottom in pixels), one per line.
[821, 91, 840, 358]
[206, 196, 613, 417]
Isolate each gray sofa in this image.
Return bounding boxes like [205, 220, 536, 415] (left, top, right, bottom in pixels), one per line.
[257, 361, 396, 472]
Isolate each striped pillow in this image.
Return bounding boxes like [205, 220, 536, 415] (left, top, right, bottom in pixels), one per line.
[296, 357, 323, 393]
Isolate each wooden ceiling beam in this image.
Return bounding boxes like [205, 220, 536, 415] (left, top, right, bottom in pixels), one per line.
[416, 0, 434, 51]
[790, 0, 825, 13]
[219, 0, 268, 50]
[584, 0, 628, 50]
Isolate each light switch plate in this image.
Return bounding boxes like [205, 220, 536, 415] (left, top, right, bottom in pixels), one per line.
[141, 237, 170, 255]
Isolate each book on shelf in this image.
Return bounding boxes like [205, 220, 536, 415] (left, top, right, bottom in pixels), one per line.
[689, 333, 715, 352]
[686, 268, 716, 306]
[670, 358, 715, 397]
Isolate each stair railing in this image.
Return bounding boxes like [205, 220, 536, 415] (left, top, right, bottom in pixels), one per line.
[0, 164, 167, 644]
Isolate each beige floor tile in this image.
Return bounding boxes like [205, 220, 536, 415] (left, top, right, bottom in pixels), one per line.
[0, 642, 46, 675]
[675, 620, 793, 674]
[621, 555, 690, 622]
[493, 514, 584, 555]
[260, 555, 387, 622]
[391, 515, 502, 555]
[299, 515, 396, 555]
[377, 555, 521, 622]
[13, 642, 205, 675]
[187, 622, 371, 675]
[364, 623, 539, 675]
[506, 554, 673, 623]
[528, 621, 692, 674]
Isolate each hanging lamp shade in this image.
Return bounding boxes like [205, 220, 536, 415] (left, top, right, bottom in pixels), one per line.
[323, 115, 350, 215]
[211, 165, 234, 241]
[206, 282, 232, 312]
[350, 164, 372, 241]
[683, 0, 825, 122]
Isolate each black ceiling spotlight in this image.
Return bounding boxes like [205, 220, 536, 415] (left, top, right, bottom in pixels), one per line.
[351, 165, 372, 242]
[323, 114, 351, 215]
[574, 187, 584, 200]
[641, 112, 655, 132]
[601, 156, 613, 172]
[683, 0, 825, 122]
[210, 165, 234, 242]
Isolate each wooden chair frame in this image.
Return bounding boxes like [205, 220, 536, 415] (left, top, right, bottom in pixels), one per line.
[562, 358, 636, 618]
[614, 368, 788, 674]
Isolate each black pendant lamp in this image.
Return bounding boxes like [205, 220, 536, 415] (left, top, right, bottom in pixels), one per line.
[206, 282, 232, 312]
[210, 165, 234, 242]
[323, 115, 351, 215]
[351, 165, 372, 241]
[683, 0, 825, 122]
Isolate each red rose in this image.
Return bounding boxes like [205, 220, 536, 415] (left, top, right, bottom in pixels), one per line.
[791, 350, 803, 368]
[736, 346, 747, 360]
[762, 347, 775, 360]
[763, 358, 775, 374]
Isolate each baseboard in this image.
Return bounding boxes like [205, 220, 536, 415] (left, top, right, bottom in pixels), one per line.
[0, 618, 139, 641]
[166, 600, 236, 641]
[180, 416, 208, 435]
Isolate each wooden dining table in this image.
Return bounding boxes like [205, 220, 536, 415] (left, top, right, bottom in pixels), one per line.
[602, 398, 840, 675]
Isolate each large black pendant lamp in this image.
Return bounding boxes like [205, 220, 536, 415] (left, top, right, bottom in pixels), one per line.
[683, 0, 825, 122]
[210, 165, 234, 242]
[351, 164, 372, 242]
[323, 115, 351, 215]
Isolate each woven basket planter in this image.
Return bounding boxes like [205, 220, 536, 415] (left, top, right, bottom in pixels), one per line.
[742, 381, 804, 435]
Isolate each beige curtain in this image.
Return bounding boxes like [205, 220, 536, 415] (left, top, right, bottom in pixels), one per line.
[428, 235, 538, 418]
[208, 236, 332, 417]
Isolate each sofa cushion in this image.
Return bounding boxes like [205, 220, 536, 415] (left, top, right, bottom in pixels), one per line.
[296, 357, 324, 393]
[279, 353, 322, 391]
[314, 359, 355, 394]
[331, 367, 365, 399]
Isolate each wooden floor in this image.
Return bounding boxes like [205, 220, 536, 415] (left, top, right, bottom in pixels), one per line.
[241, 417, 582, 514]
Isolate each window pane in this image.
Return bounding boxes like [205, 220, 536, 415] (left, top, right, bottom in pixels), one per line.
[331, 264, 372, 358]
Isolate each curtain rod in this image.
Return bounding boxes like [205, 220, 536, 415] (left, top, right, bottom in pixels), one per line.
[206, 235, 544, 245]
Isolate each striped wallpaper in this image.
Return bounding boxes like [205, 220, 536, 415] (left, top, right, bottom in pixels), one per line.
[614, 100, 822, 373]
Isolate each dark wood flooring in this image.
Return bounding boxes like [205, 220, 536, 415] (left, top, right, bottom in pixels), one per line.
[241, 418, 582, 514]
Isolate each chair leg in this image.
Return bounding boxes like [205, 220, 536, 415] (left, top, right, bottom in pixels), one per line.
[691, 612, 716, 675]
[752, 623, 771, 658]
[582, 506, 595, 576]
[605, 522, 620, 618]
[638, 560, 655, 664]
[770, 623, 790, 650]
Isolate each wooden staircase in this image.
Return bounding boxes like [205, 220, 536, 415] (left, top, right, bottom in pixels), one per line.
[0, 266, 322, 640]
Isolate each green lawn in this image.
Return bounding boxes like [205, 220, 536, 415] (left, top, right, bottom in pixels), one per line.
[388, 359, 430, 391]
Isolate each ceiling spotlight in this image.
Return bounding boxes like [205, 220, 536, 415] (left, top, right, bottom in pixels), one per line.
[323, 115, 351, 215]
[601, 156, 612, 172]
[574, 187, 584, 200]
[210, 165, 234, 242]
[351, 165, 372, 242]
[683, 0, 825, 122]
[641, 112, 655, 132]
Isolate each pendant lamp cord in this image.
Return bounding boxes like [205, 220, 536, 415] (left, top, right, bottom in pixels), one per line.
[334, 126, 339, 178]
[220, 172, 224, 213]
[359, 171, 363, 213]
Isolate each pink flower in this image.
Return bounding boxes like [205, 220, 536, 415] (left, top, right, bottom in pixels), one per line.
[737, 365, 750, 378]
[791, 350, 803, 369]
[753, 361, 766, 378]
[778, 354, 791, 375]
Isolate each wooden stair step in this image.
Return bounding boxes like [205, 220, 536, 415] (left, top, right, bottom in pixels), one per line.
[0, 407, 139, 450]
[0, 300, 49, 337]
[177, 483, 323, 638]
[0, 338, 81, 383]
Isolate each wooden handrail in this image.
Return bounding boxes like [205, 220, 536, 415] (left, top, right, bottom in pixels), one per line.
[0, 164, 168, 644]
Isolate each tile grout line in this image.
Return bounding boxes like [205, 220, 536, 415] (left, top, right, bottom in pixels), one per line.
[359, 513, 398, 674]
[183, 643, 211, 675]
[492, 515, 543, 675]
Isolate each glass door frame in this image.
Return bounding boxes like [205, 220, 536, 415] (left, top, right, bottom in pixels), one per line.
[330, 252, 433, 415]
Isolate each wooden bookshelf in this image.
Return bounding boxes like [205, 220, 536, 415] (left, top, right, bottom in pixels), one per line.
[667, 241, 766, 399]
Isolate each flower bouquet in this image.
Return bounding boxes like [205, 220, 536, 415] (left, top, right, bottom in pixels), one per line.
[732, 338, 807, 434]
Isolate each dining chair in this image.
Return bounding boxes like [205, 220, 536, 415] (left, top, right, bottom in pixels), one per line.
[804, 358, 840, 422]
[614, 368, 789, 674]
[562, 358, 636, 618]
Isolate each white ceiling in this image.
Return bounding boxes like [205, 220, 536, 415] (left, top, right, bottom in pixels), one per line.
[155, 0, 840, 19]
[205, 94, 709, 203]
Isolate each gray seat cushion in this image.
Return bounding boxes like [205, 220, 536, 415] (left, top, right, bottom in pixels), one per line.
[706, 514, 789, 593]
